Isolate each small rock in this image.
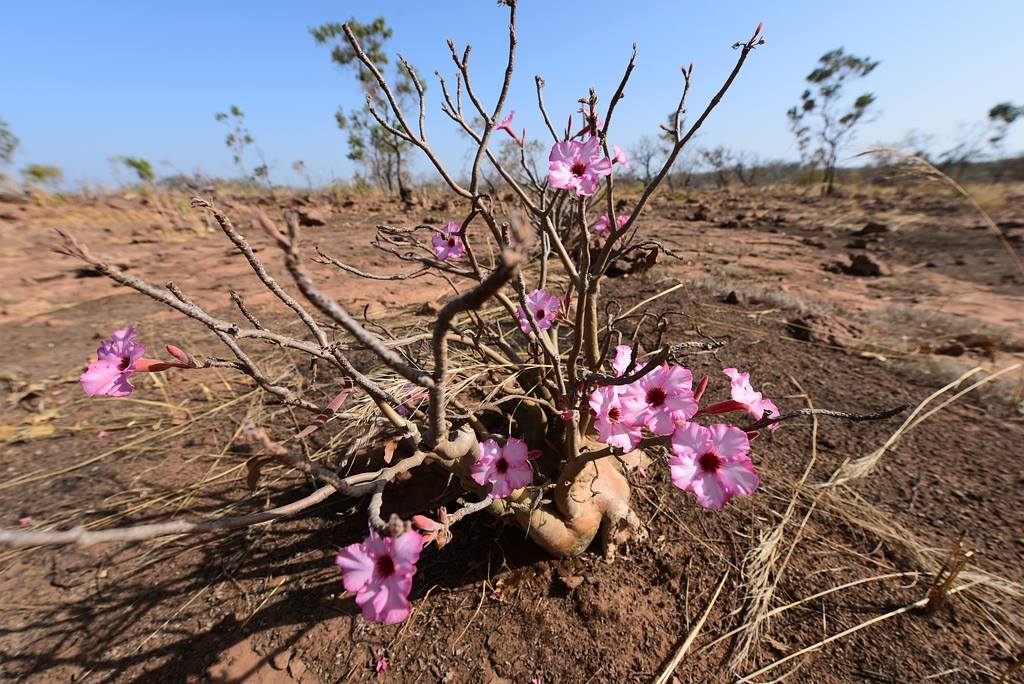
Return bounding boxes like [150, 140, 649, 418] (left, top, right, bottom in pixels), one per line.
[845, 252, 890, 277]
[270, 650, 291, 671]
[559, 574, 584, 590]
[288, 656, 307, 679]
[801, 237, 827, 249]
[934, 342, 966, 357]
[787, 313, 863, 349]
[688, 206, 709, 221]
[297, 207, 329, 227]
[822, 260, 846, 274]
[723, 290, 744, 305]
[853, 220, 889, 236]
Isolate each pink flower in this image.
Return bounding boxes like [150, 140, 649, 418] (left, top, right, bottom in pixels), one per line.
[724, 368, 780, 429]
[335, 527, 423, 623]
[516, 289, 561, 334]
[624, 364, 699, 436]
[432, 221, 464, 261]
[412, 509, 451, 549]
[80, 327, 146, 397]
[373, 650, 389, 676]
[548, 138, 612, 196]
[493, 110, 519, 143]
[471, 438, 536, 497]
[612, 144, 630, 167]
[471, 437, 534, 499]
[669, 423, 759, 509]
[592, 213, 630, 238]
[612, 344, 634, 376]
[589, 385, 644, 451]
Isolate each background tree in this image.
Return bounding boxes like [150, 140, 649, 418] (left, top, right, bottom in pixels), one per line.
[987, 101, 1023, 153]
[788, 48, 879, 195]
[629, 135, 662, 185]
[214, 105, 271, 188]
[934, 122, 991, 179]
[21, 163, 63, 191]
[0, 116, 19, 170]
[292, 160, 313, 190]
[118, 156, 156, 185]
[311, 17, 419, 203]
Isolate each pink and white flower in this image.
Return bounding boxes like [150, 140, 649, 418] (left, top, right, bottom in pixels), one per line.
[611, 344, 634, 377]
[492, 110, 520, 143]
[80, 327, 146, 397]
[612, 144, 630, 167]
[432, 221, 465, 261]
[471, 437, 534, 499]
[516, 288, 561, 334]
[589, 385, 644, 451]
[624, 363, 699, 435]
[592, 213, 630, 238]
[335, 527, 424, 623]
[669, 422, 759, 509]
[724, 368, 780, 428]
[548, 137, 612, 196]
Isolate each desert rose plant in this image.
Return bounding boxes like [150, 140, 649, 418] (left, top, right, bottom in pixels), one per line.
[0, 3, 902, 624]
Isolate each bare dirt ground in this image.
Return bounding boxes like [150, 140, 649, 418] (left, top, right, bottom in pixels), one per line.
[0, 184, 1022, 683]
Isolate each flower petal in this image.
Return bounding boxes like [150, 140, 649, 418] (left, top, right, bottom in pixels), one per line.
[718, 460, 760, 497]
[707, 424, 750, 460]
[692, 471, 728, 509]
[336, 542, 375, 594]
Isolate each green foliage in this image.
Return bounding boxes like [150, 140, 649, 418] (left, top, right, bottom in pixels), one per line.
[21, 163, 63, 189]
[214, 105, 270, 188]
[214, 105, 254, 174]
[0, 116, 18, 168]
[310, 17, 392, 92]
[311, 17, 419, 196]
[118, 156, 155, 184]
[988, 101, 1023, 149]
[787, 48, 879, 194]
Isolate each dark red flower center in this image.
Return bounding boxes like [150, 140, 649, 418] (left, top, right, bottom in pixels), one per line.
[535, 308, 546, 319]
[608, 406, 621, 422]
[447, 238, 457, 247]
[570, 160, 587, 177]
[646, 386, 667, 407]
[496, 457, 509, 474]
[118, 355, 132, 371]
[374, 554, 395, 579]
[698, 451, 722, 473]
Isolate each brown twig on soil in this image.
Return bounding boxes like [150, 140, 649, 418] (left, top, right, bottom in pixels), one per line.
[739, 404, 910, 432]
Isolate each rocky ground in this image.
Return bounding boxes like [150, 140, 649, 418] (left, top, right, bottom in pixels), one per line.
[0, 183, 1021, 682]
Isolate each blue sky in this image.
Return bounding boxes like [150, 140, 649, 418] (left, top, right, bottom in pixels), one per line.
[2, 1, 1022, 187]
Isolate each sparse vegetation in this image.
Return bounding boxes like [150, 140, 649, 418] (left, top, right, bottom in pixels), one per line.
[21, 163, 63, 190]
[311, 17, 419, 202]
[117, 155, 155, 184]
[0, 6, 1022, 684]
[788, 48, 879, 195]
